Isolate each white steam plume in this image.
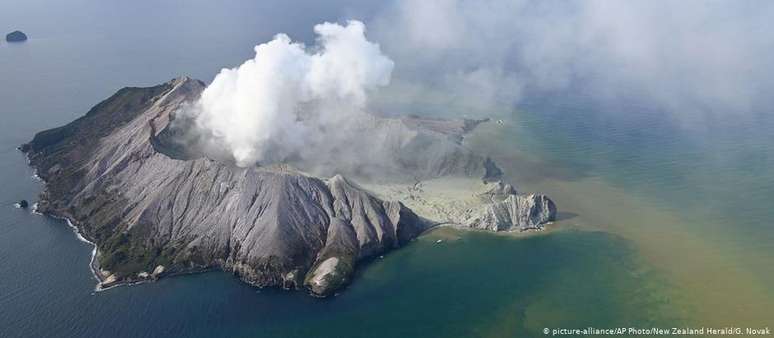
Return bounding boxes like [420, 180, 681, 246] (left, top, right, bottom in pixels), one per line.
[191, 20, 393, 167]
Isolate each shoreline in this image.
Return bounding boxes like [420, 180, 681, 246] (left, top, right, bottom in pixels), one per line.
[29, 178, 554, 294]
[26, 154, 110, 290]
[32, 202, 114, 291]
[26, 155, 159, 292]
[34, 205, 174, 292]
[24, 150, 554, 295]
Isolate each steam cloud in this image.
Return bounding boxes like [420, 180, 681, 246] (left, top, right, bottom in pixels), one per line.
[369, 0, 774, 123]
[191, 20, 393, 167]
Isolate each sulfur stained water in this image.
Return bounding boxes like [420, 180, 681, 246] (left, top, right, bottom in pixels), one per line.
[1, 1, 773, 337]
[465, 93, 774, 329]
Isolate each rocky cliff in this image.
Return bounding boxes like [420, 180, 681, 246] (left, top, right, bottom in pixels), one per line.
[463, 182, 556, 231]
[362, 178, 556, 233]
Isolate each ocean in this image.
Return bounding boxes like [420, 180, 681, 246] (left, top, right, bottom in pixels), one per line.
[1, 1, 772, 337]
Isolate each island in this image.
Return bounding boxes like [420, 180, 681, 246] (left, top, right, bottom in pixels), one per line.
[21, 77, 555, 296]
[6, 30, 28, 42]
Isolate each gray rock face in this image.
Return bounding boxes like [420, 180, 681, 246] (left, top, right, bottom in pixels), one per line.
[464, 192, 556, 232]
[370, 178, 557, 233]
[465, 180, 555, 231]
[23, 77, 426, 296]
[479, 180, 518, 198]
[6, 30, 27, 42]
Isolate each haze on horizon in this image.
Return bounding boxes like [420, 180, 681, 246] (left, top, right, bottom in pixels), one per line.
[171, 0, 774, 171]
[371, 0, 774, 124]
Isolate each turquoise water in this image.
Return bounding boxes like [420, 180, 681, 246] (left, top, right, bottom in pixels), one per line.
[2, 1, 773, 337]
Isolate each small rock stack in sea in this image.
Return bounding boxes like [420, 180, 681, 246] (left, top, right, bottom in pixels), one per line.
[6, 30, 28, 42]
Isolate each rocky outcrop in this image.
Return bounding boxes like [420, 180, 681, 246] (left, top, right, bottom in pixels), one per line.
[463, 192, 556, 232]
[6, 30, 27, 42]
[364, 178, 556, 233]
[461, 180, 555, 231]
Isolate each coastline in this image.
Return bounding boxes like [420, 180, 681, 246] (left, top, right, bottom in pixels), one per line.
[33, 203, 176, 292]
[29, 173, 552, 293]
[24, 145, 553, 296]
[27, 154, 109, 290]
[31, 201, 107, 290]
[27, 154, 163, 292]
[30, 198, 142, 293]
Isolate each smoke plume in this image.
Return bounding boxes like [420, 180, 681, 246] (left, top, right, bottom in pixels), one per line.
[190, 20, 393, 167]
